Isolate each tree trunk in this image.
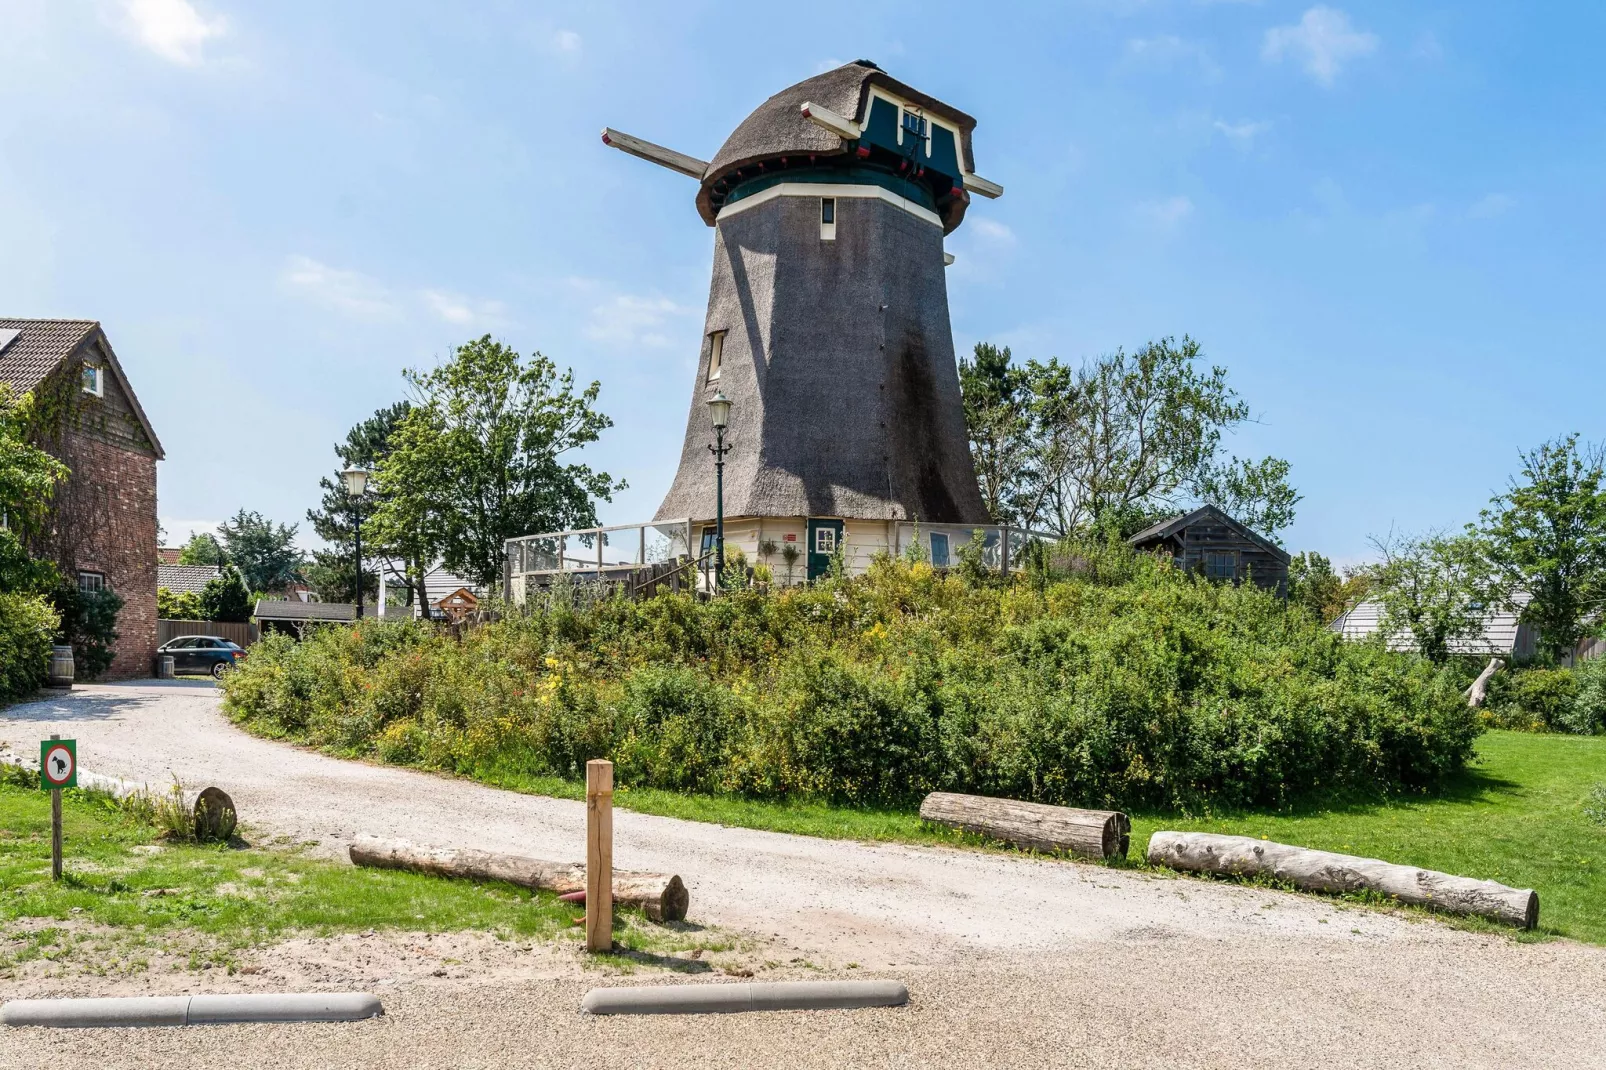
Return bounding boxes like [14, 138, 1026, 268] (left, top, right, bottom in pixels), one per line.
[1464, 657, 1504, 708]
[0, 753, 235, 841]
[919, 792, 1130, 860]
[1147, 831, 1537, 929]
[348, 834, 688, 922]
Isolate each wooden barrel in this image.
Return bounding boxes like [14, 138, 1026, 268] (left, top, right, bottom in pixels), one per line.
[155, 655, 175, 679]
[47, 645, 74, 689]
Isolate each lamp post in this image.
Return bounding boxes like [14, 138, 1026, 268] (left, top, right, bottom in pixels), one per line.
[340, 468, 372, 617]
[706, 393, 732, 584]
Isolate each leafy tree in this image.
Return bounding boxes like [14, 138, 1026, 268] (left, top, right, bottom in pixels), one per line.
[200, 568, 253, 623]
[0, 386, 67, 594]
[157, 587, 205, 620]
[1369, 530, 1493, 664]
[1285, 551, 1369, 623]
[957, 343, 1033, 524]
[372, 336, 625, 588]
[217, 509, 304, 593]
[960, 337, 1298, 539]
[1474, 435, 1606, 663]
[176, 531, 227, 567]
[50, 583, 123, 679]
[306, 402, 424, 608]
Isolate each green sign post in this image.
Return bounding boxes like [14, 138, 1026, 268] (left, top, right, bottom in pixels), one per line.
[41, 736, 74, 880]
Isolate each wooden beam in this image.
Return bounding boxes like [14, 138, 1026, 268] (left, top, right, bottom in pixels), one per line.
[600, 128, 708, 180]
[963, 173, 1004, 199]
[586, 760, 615, 952]
[799, 101, 859, 140]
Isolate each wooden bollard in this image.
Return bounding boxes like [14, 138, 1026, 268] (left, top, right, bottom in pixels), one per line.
[586, 759, 614, 952]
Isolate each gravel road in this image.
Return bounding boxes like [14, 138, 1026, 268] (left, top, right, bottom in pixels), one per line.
[4, 681, 1606, 1069]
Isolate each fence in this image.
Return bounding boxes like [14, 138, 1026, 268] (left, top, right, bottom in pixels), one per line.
[504, 520, 695, 604]
[158, 619, 258, 647]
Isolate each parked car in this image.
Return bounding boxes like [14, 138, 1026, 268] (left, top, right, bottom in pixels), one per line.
[157, 636, 246, 679]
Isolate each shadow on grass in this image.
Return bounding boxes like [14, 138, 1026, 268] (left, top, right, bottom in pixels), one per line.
[599, 946, 715, 974]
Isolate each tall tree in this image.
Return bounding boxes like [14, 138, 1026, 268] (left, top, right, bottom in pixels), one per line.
[175, 531, 226, 567]
[217, 509, 304, 593]
[371, 336, 625, 589]
[305, 402, 428, 608]
[1474, 435, 1606, 662]
[957, 343, 1033, 524]
[0, 386, 66, 593]
[1369, 530, 1493, 664]
[1195, 455, 1303, 541]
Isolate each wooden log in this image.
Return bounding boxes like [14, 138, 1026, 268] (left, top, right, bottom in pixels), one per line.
[919, 792, 1130, 860]
[1147, 831, 1538, 929]
[0, 753, 235, 842]
[349, 834, 688, 923]
[1464, 657, 1504, 708]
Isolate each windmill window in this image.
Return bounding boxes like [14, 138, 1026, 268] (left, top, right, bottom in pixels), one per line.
[81, 363, 104, 397]
[706, 331, 725, 381]
[929, 532, 950, 568]
[1204, 553, 1237, 581]
[820, 197, 836, 241]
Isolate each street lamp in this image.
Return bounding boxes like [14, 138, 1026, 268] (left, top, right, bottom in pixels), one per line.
[706, 393, 732, 584]
[341, 468, 372, 618]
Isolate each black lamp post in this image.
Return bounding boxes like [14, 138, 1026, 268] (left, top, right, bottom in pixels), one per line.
[706, 392, 732, 583]
[341, 468, 372, 617]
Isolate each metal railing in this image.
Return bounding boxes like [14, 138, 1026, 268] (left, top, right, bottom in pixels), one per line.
[504, 519, 694, 603]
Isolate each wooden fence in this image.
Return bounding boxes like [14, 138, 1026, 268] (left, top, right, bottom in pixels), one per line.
[158, 619, 259, 647]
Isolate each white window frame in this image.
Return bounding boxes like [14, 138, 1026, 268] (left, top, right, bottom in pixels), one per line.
[707, 330, 725, 381]
[814, 527, 837, 554]
[820, 196, 836, 241]
[77, 570, 107, 593]
[81, 363, 105, 397]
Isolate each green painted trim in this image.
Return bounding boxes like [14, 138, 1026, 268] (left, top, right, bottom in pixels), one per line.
[724, 166, 937, 212]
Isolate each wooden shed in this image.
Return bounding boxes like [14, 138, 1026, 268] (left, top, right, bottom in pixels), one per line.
[1127, 505, 1290, 596]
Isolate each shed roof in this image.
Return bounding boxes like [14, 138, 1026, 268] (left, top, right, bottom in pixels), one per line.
[1331, 593, 1534, 656]
[0, 318, 165, 459]
[157, 564, 221, 595]
[1126, 504, 1291, 564]
[253, 599, 356, 622]
[695, 61, 978, 230]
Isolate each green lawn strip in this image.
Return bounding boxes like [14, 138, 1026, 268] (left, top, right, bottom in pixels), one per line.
[0, 776, 721, 978]
[475, 733, 1606, 943]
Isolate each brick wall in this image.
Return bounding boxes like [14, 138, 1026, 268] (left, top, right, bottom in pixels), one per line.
[52, 432, 159, 680]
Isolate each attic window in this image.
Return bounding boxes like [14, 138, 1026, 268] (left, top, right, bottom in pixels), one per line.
[1204, 552, 1237, 581]
[706, 330, 725, 381]
[820, 197, 836, 241]
[81, 363, 105, 397]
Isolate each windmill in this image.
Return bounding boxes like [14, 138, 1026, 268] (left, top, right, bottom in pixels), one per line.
[605, 60, 1004, 582]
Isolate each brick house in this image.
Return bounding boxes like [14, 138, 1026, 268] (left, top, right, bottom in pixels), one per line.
[0, 319, 164, 679]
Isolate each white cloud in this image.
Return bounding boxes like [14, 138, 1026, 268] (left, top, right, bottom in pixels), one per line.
[1214, 118, 1273, 146]
[121, 0, 225, 66]
[1124, 35, 1221, 79]
[968, 218, 1016, 245]
[552, 29, 581, 53]
[1469, 193, 1515, 219]
[280, 256, 400, 322]
[1262, 6, 1378, 87]
[1137, 195, 1195, 228]
[580, 289, 697, 349]
[419, 289, 506, 326]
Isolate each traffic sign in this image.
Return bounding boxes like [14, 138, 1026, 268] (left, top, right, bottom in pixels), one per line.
[40, 739, 76, 790]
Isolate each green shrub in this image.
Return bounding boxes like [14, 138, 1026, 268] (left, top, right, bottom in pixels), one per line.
[221, 549, 1481, 812]
[49, 583, 121, 680]
[1566, 657, 1606, 735]
[0, 591, 59, 700]
[157, 587, 205, 620]
[1485, 666, 1582, 732]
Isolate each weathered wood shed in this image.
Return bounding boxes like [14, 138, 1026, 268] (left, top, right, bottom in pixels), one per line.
[1127, 505, 1290, 596]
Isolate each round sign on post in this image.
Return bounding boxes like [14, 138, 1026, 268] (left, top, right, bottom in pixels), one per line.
[40, 740, 76, 790]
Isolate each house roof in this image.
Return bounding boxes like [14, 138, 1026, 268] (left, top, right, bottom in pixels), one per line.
[1126, 505, 1291, 564]
[253, 599, 356, 622]
[157, 564, 221, 595]
[1331, 592, 1535, 656]
[0, 318, 165, 459]
[696, 60, 978, 232]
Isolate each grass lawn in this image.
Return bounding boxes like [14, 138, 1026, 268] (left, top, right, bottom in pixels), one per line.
[473, 731, 1606, 944]
[0, 769, 729, 978]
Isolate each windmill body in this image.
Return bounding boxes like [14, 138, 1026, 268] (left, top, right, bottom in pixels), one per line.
[605, 60, 1003, 581]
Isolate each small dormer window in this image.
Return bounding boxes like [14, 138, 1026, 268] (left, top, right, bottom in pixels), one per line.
[81, 363, 104, 397]
[706, 330, 725, 381]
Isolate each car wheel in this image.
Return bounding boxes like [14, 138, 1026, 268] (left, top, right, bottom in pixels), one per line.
[211, 661, 229, 680]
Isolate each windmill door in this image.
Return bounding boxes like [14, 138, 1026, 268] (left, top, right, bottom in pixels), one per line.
[806, 519, 844, 581]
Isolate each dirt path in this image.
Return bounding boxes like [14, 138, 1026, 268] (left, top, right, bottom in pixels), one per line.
[5, 682, 1606, 1068]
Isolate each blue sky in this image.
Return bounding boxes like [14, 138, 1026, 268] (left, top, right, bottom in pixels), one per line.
[3, 1, 1602, 563]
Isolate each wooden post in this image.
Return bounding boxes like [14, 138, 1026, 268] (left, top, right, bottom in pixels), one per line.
[585, 759, 614, 952]
[49, 733, 62, 881]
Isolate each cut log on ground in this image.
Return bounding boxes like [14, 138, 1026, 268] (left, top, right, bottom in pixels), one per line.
[0, 752, 235, 842]
[1464, 657, 1504, 708]
[1147, 831, 1538, 929]
[919, 792, 1130, 860]
[348, 834, 689, 922]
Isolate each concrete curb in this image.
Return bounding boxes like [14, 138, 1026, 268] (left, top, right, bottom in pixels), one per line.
[1, 993, 383, 1028]
[580, 980, 908, 1016]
